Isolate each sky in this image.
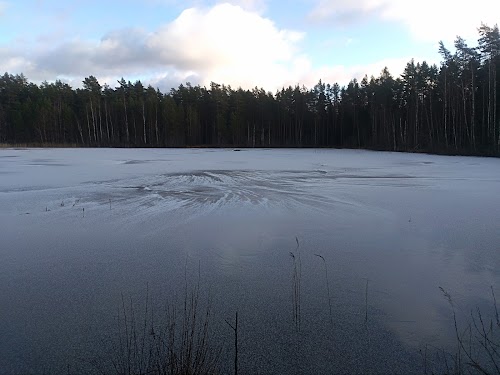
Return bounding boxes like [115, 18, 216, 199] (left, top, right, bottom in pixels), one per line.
[0, 0, 498, 92]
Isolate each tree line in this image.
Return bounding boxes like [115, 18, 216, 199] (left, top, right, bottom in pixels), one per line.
[1, 24, 499, 155]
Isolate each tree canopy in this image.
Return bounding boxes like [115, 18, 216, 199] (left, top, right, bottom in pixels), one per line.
[1, 24, 499, 156]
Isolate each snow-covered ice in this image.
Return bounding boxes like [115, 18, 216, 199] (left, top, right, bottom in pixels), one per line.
[1, 148, 500, 374]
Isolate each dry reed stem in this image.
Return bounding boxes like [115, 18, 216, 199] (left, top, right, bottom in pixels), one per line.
[314, 253, 333, 326]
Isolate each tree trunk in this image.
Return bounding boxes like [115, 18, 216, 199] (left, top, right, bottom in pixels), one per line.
[90, 98, 97, 143]
[252, 123, 255, 148]
[86, 105, 92, 144]
[155, 103, 159, 146]
[76, 118, 84, 146]
[444, 71, 449, 149]
[104, 99, 110, 143]
[415, 90, 419, 149]
[471, 62, 476, 150]
[142, 101, 147, 145]
[98, 103, 103, 143]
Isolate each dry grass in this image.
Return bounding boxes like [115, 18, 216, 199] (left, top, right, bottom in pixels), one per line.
[290, 237, 302, 332]
[90, 279, 222, 375]
[314, 253, 333, 326]
[424, 287, 500, 375]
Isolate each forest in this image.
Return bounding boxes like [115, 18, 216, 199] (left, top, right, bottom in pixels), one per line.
[0, 24, 499, 156]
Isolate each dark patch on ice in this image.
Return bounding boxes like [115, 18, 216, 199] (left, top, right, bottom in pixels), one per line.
[337, 174, 417, 179]
[398, 160, 435, 166]
[121, 185, 152, 191]
[27, 163, 67, 167]
[1, 185, 56, 193]
[26, 158, 68, 167]
[122, 159, 161, 165]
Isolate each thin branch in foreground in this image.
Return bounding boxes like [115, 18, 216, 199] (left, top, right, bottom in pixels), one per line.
[364, 278, 369, 325]
[314, 253, 333, 326]
[225, 311, 238, 375]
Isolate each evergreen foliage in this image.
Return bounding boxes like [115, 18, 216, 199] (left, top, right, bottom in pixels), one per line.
[1, 25, 499, 155]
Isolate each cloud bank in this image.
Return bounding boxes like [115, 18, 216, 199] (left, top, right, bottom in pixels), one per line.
[309, 0, 500, 42]
[0, 1, 442, 92]
[1, 3, 310, 91]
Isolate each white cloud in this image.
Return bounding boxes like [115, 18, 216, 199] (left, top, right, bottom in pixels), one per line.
[309, 0, 388, 24]
[0, 55, 34, 74]
[286, 56, 423, 89]
[147, 3, 304, 88]
[36, 29, 157, 75]
[0, 2, 436, 92]
[219, 0, 268, 13]
[150, 71, 203, 92]
[0, 3, 306, 91]
[309, 0, 500, 42]
[383, 0, 500, 42]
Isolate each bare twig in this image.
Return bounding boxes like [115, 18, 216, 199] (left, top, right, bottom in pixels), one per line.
[364, 278, 369, 325]
[290, 238, 302, 332]
[492, 286, 500, 328]
[225, 312, 238, 375]
[314, 253, 333, 325]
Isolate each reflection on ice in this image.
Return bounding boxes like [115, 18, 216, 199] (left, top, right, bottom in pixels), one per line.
[106, 170, 364, 213]
[1, 148, 500, 374]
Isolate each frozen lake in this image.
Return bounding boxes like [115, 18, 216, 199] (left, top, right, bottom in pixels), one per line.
[1, 148, 500, 374]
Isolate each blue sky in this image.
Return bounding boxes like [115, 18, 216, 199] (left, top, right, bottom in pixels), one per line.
[0, 0, 498, 91]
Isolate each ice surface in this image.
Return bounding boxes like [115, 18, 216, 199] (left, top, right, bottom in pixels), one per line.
[1, 148, 500, 374]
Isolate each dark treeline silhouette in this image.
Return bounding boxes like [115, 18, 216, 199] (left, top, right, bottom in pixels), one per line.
[1, 24, 499, 155]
